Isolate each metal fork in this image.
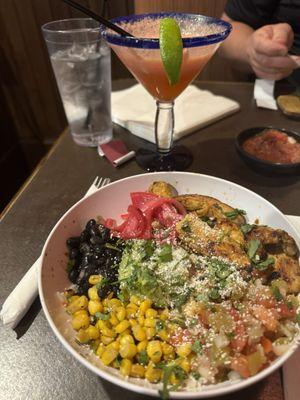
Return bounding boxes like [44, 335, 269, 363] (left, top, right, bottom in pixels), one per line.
[0, 176, 111, 328]
[84, 176, 111, 198]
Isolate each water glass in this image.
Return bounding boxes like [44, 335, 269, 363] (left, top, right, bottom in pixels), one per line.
[42, 18, 112, 147]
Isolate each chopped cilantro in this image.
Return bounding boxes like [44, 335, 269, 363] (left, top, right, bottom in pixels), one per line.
[254, 257, 274, 271]
[209, 288, 220, 301]
[156, 320, 165, 331]
[158, 243, 173, 262]
[224, 208, 246, 220]
[272, 286, 283, 301]
[96, 278, 110, 289]
[181, 221, 191, 233]
[191, 340, 202, 354]
[105, 243, 121, 252]
[241, 224, 254, 235]
[137, 350, 149, 365]
[94, 312, 110, 320]
[159, 363, 186, 400]
[192, 372, 201, 380]
[247, 239, 261, 260]
[143, 240, 155, 259]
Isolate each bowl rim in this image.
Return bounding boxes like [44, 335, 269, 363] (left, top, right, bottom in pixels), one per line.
[38, 171, 300, 398]
[235, 126, 300, 169]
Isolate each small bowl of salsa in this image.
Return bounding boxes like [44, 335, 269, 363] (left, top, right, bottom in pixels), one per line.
[236, 127, 300, 175]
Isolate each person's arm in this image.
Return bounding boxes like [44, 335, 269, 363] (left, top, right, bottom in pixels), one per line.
[220, 12, 299, 80]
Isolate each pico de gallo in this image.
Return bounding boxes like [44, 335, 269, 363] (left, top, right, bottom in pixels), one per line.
[64, 181, 300, 398]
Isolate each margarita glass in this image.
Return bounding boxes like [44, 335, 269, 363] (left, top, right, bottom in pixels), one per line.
[102, 13, 232, 171]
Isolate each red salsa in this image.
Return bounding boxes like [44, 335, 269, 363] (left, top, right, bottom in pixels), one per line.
[242, 129, 300, 164]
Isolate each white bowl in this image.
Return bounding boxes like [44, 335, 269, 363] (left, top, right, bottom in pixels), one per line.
[38, 172, 300, 398]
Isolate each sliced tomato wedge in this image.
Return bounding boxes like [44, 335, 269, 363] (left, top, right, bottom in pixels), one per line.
[118, 205, 146, 239]
[104, 218, 117, 230]
[130, 192, 158, 212]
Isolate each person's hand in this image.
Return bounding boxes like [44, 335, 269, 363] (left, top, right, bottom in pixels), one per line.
[246, 23, 299, 80]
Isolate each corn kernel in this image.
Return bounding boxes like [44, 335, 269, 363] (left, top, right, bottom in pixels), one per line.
[76, 329, 90, 343]
[132, 325, 146, 342]
[96, 319, 110, 331]
[67, 295, 88, 314]
[69, 295, 80, 303]
[96, 343, 105, 357]
[101, 348, 118, 366]
[130, 295, 141, 305]
[88, 286, 99, 301]
[119, 334, 135, 345]
[144, 318, 157, 328]
[147, 341, 162, 363]
[115, 320, 131, 334]
[145, 308, 158, 318]
[106, 341, 120, 352]
[129, 318, 137, 327]
[88, 275, 102, 285]
[139, 299, 152, 315]
[73, 309, 89, 317]
[176, 343, 192, 358]
[159, 309, 169, 321]
[101, 335, 114, 345]
[137, 316, 145, 326]
[126, 303, 138, 318]
[101, 326, 117, 338]
[109, 312, 119, 326]
[145, 327, 156, 340]
[162, 342, 174, 355]
[116, 306, 126, 321]
[180, 359, 190, 373]
[86, 325, 100, 340]
[72, 313, 90, 330]
[107, 298, 122, 310]
[120, 359, 132, 376]
[137, 340, 148, 353]
[157, 329, 168, 341]
[130, 364, 145, 378]
[88, 299, 103, 315]
[145, 363, 162, 383]
[119, 343, 137, 359]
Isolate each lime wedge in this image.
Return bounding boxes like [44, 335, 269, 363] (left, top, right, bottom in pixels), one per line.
[159, 18, 183, 86]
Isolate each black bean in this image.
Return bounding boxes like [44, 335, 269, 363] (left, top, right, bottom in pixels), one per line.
[66, 237, 80, 249]
[97, 285, 110, 299]
[80, 229, 89, 242]
[68, 268, 80, 283]
[86, 219, 97, 230]
[90, 236, 104, 246]
[79, 242, 90, 254]
[69, 248, 79, 259]
[89, 225, 100, 237]
[77, 281, 90, 295]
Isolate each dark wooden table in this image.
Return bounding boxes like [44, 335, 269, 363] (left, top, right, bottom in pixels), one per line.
[0, 81, 299, 400]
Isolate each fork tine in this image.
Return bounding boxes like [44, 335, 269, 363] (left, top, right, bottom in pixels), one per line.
[102, 178, 111, 187]
[96, 177, 103, 188]
[92, 176, 99, 187]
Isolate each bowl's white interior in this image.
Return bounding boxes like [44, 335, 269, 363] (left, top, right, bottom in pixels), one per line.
[39, 172, 300, 398]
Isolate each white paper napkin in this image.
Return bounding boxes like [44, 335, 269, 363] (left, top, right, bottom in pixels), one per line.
[254, 79, 278, 110]
[111, 84, 240, 143]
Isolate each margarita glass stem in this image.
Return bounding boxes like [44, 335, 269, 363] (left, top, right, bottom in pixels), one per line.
[155, 101, 174, 154]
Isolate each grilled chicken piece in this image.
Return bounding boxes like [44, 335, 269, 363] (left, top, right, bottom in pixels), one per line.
[148, 181, 178, 198]
[246, 226, 300, 293]
[176, 213, 249, 267]
[174, 194, 246, 226]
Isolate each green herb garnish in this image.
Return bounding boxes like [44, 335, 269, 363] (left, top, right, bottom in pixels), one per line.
[159, 363, 186, 400]
[241, 224, 254, 235]
[224, 208, 246, 220]
[94, 312, 110, 320]
[272, 285, 283, 301]
[209, 288, 220, 301]
[96, 277, 110, 289]
[254, 257, 274, 271]
[105, 243, 121, 252]
[247, 239, 261, 260]
[191, 340, 203, 354]
[138, 350, 149, 365]
[156, 320, 165, 331]
[158, 243, 173, 262]
[181, 221, 191, 233]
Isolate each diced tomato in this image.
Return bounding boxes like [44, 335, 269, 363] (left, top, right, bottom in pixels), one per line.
[231, 355, 251, 378]
[277, 302, 296, 318]
[154, 203, 183, 228]
[198, 308, 210, 327]
[130, 192, 158, 212]
[231, 321, 248, 353]
[252, 304, 279, 332]
[257, 297, 277, 309]
[261, 336, 273, 354]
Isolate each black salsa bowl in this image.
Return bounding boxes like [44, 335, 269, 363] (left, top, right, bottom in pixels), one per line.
[235, 126, 300, 175]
